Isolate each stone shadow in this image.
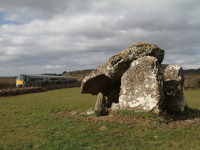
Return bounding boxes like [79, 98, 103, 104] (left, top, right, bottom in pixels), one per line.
[162, 107, 200, 121]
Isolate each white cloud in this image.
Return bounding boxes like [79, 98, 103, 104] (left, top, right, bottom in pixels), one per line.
[0, 0, 200, 76]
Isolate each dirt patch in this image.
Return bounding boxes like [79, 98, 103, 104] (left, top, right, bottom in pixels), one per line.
[80, 114, 152, 126]
[62, 110, 152, 126]
[166, 118, 200, 130]
[61, 110, 200, 130]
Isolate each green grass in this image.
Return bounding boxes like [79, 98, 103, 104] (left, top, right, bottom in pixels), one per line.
[0, 88, 200, 150]
[184, 90, 200, 109]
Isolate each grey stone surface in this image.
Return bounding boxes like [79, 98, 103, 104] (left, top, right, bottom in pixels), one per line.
[94, 92, 108, 116]
[87, 108, 95, 115]
[81, 74, 112, 95]
[111, 103, 120, 111]
[162, 64, 187, 113]
[119, 56, 164, 112]
[81, 43, 165, 95]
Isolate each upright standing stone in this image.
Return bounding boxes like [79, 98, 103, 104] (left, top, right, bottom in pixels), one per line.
[162, 64, 187, 113]
[94, 92, 108, 116]
[119, 56, 164, 112]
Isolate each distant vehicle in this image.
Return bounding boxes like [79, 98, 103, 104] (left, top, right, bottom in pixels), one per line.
[16, 74, 78, 88]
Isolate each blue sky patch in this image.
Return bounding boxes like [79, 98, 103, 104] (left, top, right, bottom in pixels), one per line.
[0, 11, 21, 25]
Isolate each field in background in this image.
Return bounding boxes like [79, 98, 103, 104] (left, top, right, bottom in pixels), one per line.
[184, 90, 200, 110]
[184, 69, 200, 90]
[0, 77, 16, 89]
[0, 88, 200, 149]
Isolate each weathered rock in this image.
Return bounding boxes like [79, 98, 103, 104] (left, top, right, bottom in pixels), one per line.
[81, 74, 112, 95]
[118, 56, 164, 112]
[81, 43, 165, 95]
[94, 92, 108, 116]
[162, 64, 187, 113]
[111, 103, 120, 111]
[87, 108, 95, 115]
[80, 42, 187, 115]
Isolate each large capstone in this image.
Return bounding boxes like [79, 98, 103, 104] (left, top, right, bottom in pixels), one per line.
[81, 42, 165, 95]
[118, 56, 164, 112]
[81, 73, 112, 95]
[162, 64, 187, 113]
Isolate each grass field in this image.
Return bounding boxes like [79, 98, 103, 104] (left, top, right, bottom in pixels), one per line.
[0, 88, 200, 150]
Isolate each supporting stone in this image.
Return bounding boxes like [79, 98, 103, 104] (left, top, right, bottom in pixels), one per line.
[94, 92, 108, 116]
[119, 56, 164, 112]
[162, 64, 187, 113]
[111, 103, 120, 111]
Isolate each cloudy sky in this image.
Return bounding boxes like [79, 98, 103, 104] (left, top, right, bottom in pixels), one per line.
[0, 0, 200, 76]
